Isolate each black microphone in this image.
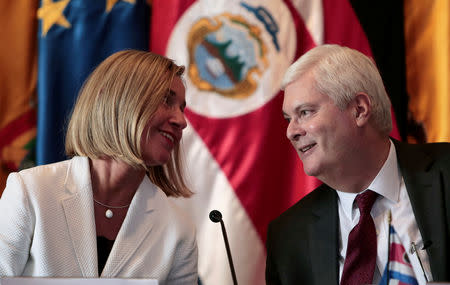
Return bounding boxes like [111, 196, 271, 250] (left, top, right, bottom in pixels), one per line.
[209, 210, 238, 285]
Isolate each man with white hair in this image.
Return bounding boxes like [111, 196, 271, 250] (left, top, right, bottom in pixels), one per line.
[265, 44, 450, 285]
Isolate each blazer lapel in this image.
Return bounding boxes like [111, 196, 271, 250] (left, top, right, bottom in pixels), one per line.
[101, 176, 159, 277]
[61, 157, 98, 277]
[395, 141, 448, 280]
[309, 186, 339, 285]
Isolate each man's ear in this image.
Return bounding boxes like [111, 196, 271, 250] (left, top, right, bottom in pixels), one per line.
[353, 92, 371, 127]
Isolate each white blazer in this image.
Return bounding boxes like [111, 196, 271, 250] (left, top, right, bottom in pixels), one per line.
[0, 156, 198, 284]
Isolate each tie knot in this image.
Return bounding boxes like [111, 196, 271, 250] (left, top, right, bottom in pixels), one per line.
[355, 190, 378, 214]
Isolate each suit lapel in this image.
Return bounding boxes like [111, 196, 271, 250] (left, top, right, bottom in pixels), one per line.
[101, 176, 159, 277]
[61, 157, 98, 277]
[395, 141, 448, 280]
[309, 186, 339, 285]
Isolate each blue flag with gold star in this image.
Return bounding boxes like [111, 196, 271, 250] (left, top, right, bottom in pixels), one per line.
[37, 0, 149, 164]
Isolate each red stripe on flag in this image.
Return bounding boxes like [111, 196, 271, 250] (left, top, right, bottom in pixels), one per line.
[0, 109, 36, 152]
[390, 243, 413, 267]
[322, 0, 372, 56]
[150, 0, 196, 54]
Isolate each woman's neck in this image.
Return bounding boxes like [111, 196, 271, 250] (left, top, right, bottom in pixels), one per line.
[89, 157, 145, 205]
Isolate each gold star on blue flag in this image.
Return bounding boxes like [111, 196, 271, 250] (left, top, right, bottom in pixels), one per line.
[36, 0, 149, 165]
[37, 0, 71, 36]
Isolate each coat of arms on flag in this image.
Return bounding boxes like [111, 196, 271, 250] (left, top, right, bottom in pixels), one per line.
[167, 0, 298, 118]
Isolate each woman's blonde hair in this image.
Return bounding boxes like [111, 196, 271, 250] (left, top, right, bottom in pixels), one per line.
[66, 50, 192, 197]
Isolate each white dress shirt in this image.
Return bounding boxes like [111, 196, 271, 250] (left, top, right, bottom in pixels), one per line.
[336, 140, 432, 284]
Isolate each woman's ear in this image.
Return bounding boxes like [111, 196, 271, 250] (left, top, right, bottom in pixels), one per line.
[353, 92, 371, 127]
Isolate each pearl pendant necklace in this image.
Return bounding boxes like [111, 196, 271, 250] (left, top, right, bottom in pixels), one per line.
[93, 199, 131, 219]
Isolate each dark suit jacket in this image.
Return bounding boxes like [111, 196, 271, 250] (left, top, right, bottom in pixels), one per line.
[266, 140, 450, 284]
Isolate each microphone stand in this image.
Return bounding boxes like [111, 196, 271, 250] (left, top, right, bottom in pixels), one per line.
[209, 210, 238, 285]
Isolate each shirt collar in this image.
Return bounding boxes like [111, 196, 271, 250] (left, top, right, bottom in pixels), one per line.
[337, 140, 401, 218]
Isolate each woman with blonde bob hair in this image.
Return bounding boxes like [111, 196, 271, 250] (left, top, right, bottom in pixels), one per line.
[0, 50, 198, 284]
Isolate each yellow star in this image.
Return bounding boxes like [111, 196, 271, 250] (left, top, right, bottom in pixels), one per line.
[106, 0, 136, 13]
[37, 0, 71, 36]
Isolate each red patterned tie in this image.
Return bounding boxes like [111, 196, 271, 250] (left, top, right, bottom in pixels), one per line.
[340, 190, 378, 285]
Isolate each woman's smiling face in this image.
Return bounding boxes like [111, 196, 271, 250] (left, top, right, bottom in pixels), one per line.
[141, 76, 187, 167]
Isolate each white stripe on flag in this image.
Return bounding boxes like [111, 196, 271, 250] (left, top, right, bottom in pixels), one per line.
[390, 262, 417, 277]
[290, 0, 324, 45]
[173, 124, 266, 285]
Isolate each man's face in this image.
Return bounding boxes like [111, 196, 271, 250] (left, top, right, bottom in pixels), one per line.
[282, 72, 357, 180]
